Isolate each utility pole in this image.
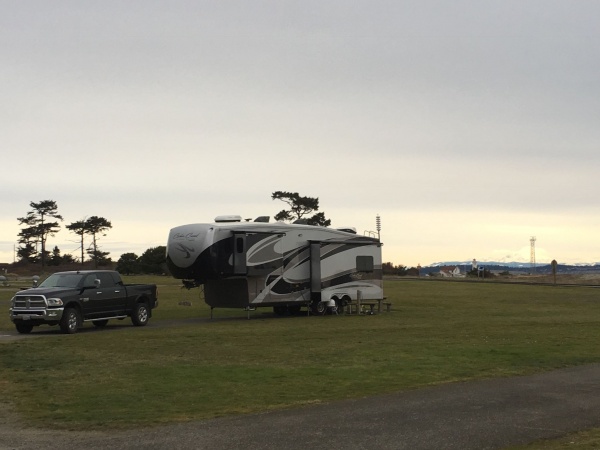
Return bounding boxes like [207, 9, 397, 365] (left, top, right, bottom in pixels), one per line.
[530, 236, 536, 273]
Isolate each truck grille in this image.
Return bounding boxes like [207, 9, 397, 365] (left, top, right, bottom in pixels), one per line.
[13, 295, 46, 309]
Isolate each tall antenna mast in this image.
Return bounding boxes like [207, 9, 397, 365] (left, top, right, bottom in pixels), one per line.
[530, 236, 536, 273]
[376, 214, 381, 240]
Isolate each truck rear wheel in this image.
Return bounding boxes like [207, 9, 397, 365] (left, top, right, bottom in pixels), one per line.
[131, 303, 149, 326]
[15, 323, 34, 334]
[60, 307, 81, 334]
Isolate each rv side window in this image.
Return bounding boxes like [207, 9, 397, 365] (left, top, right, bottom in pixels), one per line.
[236, 237, 244, 253]
[356, 256, 374, 272]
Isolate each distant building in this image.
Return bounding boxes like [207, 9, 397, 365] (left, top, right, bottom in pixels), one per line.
[439, 265, 462, 277]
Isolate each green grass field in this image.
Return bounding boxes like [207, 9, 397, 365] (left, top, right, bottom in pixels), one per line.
[1, 277, 600, 447]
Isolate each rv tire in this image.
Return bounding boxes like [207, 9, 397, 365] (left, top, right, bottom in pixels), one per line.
[335, 299, 347, 315]
[311, 301, 327, 315]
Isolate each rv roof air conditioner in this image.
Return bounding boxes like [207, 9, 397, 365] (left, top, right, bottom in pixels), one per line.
[254, 216, 270, 223]
[215, 215, 243, 223]
[336, 227, 357, 234]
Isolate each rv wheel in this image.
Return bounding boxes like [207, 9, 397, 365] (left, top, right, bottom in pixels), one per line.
[311, 301, 327, 315]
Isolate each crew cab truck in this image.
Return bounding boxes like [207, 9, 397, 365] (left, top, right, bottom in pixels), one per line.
[9, 270, 158, 334]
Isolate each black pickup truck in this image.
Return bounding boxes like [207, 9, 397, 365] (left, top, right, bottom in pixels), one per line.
[9, 270, 158, 334]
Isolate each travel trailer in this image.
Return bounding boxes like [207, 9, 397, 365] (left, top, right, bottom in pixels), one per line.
[166, 216, 383, 315]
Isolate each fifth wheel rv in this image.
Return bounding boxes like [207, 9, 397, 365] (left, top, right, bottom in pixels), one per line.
[166, 216, 383, 315]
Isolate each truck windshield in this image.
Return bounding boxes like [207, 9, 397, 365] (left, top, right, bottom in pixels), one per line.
[38, 274, 83, 288]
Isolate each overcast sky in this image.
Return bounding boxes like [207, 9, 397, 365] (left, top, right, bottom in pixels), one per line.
[1, 1, 599, 267]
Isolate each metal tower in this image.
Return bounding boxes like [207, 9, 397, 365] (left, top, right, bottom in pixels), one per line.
[530, 236, 536, 273]
[376, 214, 381, 240]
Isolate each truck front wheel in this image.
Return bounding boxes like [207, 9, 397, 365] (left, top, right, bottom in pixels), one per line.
[15, 323, 34, 334]
[60, 307, 81, 334]
[131, 303, 149, 327]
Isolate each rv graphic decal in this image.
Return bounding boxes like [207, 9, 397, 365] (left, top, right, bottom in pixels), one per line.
[174, 243, 195, 259]
[247, 234, 282, 266]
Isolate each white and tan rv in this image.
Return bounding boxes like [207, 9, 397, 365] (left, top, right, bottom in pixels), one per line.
[166, 216, 383, 315]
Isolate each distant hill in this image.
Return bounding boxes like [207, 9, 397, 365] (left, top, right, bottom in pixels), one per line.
[420, 261, 600, 276]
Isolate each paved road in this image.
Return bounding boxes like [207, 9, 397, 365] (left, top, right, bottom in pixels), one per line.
[1, 364, 600, 450]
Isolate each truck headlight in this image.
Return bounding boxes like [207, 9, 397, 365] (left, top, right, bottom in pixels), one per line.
[10, 296, 15, 307]
[47, 298, 64, 307]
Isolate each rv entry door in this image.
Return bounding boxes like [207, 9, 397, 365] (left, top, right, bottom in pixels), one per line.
[232, 233, 247, 275]
[233, 232, 284, 276]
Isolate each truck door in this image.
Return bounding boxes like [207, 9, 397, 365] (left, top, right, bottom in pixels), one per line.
[82, 272, 126, 318]
[80, 273, 107, 318]
[97, 272, 127, 316]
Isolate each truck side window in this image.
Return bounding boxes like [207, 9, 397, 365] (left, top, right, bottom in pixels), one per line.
[83, 274, 97, 287]
[97, 273, 115, 287]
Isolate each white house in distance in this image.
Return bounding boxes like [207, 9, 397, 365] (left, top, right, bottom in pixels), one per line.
[439, 265, 462, 277]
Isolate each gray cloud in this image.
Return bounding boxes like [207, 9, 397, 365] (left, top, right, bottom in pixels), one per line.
[2, 1, 599, 265]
